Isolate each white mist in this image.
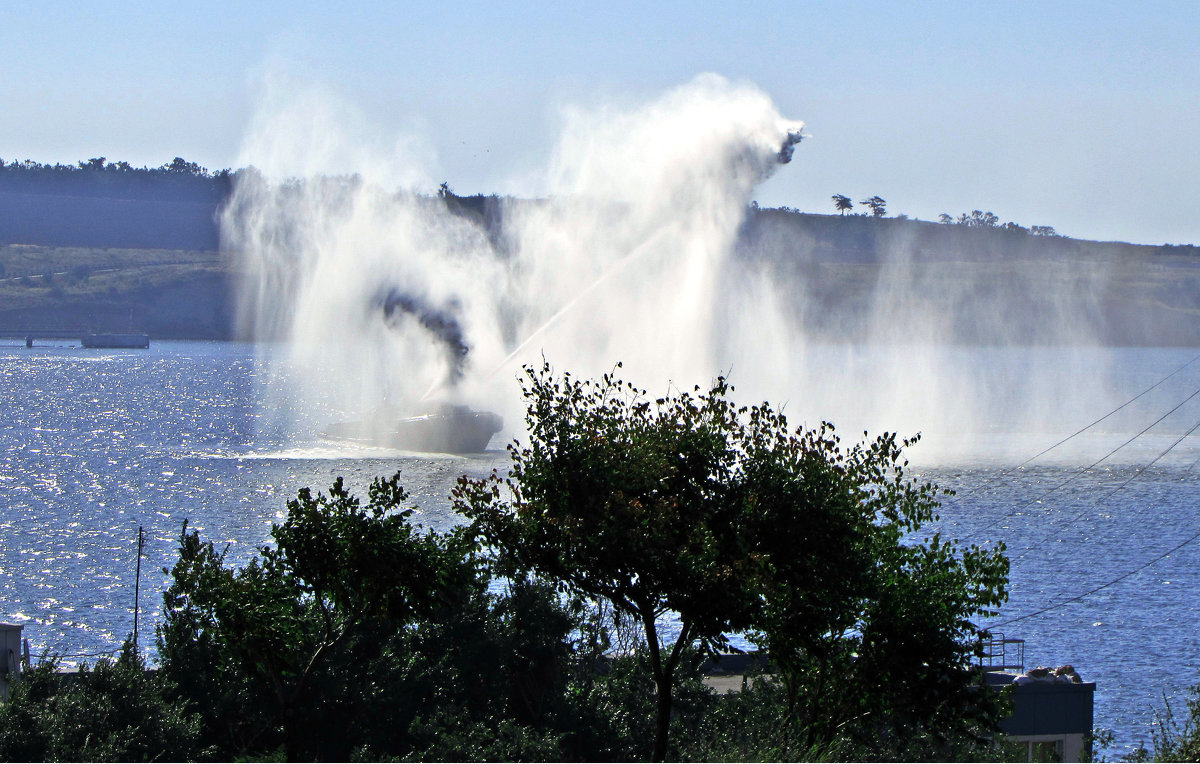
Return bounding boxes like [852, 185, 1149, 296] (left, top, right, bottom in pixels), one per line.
[224, 72, 1129, 464]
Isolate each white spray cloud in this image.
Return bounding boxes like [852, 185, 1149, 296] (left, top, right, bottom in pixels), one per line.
[224, 73, 805, 441]
[224, 71, 1127, 464]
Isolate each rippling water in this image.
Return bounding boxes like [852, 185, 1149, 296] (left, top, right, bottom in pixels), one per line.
[0, 341, 504, 657]
[3, 340, 1199, 755]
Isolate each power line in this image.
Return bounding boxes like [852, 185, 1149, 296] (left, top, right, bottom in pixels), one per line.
[962, 382, 1200, 540]
[1010, 412, 1200, 564]
[948, 353, 1200, 626]
[969, 356, 1200, 625]
[940, 350, 1200, 513]
[991, 523, 1200, 628]
[998, 351, 1200, 474]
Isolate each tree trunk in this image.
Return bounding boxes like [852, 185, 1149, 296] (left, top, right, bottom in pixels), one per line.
[640, 609, 673, 762]
[652, 670, 673, 761]
[283, 701, 301, 762]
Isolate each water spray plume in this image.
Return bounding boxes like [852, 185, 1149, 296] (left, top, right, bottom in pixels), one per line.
[225, 72, 1126, 463]
[227, 74, 803, 431]
[487, 126, 807, 380]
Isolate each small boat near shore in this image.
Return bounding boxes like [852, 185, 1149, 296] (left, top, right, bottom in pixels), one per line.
[324, 404, 503, 454]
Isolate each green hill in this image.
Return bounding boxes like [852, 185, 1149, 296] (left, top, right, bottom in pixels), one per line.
[0, 245, 233, 339]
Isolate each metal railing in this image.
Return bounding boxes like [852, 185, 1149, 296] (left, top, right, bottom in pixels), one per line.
[979, 633, 1025, 672]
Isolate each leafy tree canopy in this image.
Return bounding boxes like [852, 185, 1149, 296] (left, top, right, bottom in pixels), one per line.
[0, 640, 202, 762]
[0, 156, 233, 204]
[157, 473, 485, 761]
[456, 361, 1010, 760]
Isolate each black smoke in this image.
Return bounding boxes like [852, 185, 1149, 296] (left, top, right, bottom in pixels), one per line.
[377, 288, 469, 384]
[776, 130, 804, 164]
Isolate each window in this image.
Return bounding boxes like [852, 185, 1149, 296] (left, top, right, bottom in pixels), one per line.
[1028, 739, 1063, 762]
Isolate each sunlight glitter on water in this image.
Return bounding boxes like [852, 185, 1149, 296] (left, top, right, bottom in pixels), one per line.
[3, 341, 1200, 754]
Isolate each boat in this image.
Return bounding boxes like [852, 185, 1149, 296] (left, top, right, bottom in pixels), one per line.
[324, 404, 503, 454]
[81, 332, 150, 349]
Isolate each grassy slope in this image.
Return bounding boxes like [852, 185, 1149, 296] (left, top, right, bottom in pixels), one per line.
[0, 245, 233, 339]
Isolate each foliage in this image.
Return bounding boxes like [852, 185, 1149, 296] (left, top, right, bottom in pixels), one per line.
[402, 712, 565, 762]
[1, 366, 1017, 762]
[456, 361, 1010, 760]
[832, 193, 853, 215]
[0, 156, 232, 203]
[157, 473, 585, 762]
[456, 363, 771, 759]
[1125, 683, 1200, 761]
[860, 195, 887, 216]
[740, 420, 1009, 754]
[158, 474, 485, 760]
[0, 640, 203, 762]
[672, 668, 800, 761]
[938, 209, 1059, 237]
[960, 209, 1000, 228]
[726, 403, 1009, 756]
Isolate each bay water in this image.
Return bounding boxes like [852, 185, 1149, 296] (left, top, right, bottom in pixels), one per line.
[2, 340, 1199, 756]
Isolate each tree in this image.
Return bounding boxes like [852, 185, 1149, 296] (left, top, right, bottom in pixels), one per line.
[158, 473, 480, 760]
[0, 640, 202, 761]
[860, 195, 887, 217]
[456, 363, 760, 760]
[156, 471, 591, 761]
[728, 409, 1010, 757]
[456, 362, 1010, 760]
[958, 209, 999, 228]
[161, 156, 206, 176]
[832, 193, 853, 215]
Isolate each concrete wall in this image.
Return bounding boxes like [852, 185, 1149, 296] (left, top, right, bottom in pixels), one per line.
[0, 624, 22, 701]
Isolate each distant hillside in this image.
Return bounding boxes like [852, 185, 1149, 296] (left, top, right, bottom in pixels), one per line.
[0, 246, 232, 339]
[0, 157, 231, 250]
[738, 209, 1200, 346]
[2, 165, 1198, 345]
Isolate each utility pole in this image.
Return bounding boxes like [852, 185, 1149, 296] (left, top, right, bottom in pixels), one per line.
[133, 526, 144, 651]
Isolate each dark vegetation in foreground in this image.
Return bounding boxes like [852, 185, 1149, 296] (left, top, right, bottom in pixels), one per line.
[0, 364, 1017, 762]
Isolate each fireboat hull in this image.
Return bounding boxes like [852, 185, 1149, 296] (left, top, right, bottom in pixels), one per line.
[325, 408, 503, 454]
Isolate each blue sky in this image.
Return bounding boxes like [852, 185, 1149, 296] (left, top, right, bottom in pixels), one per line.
[3, 1, 1198, 244]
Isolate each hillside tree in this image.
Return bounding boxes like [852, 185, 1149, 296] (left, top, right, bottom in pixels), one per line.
[860, 195, 887, 217]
